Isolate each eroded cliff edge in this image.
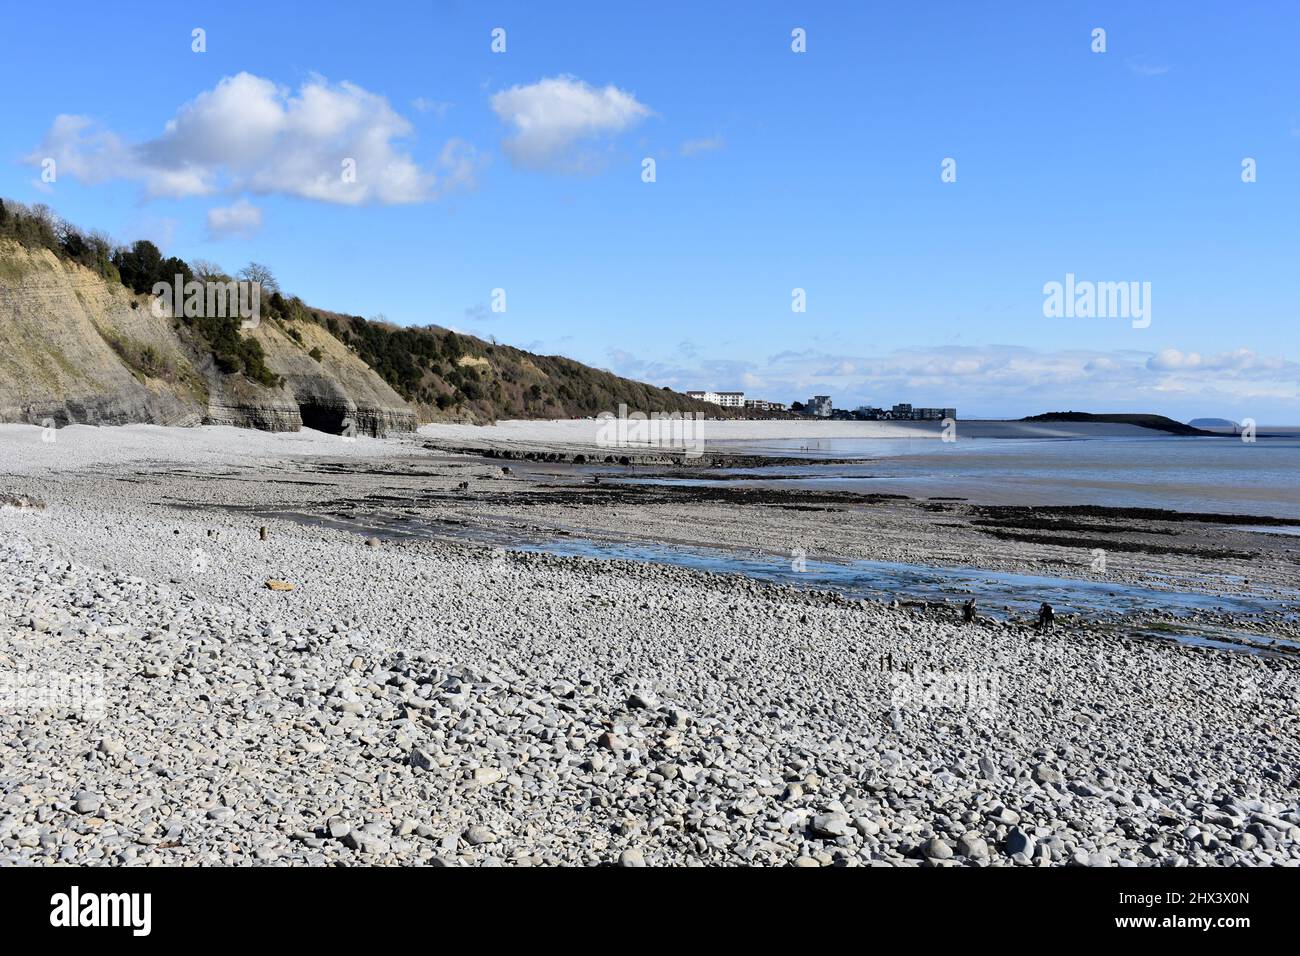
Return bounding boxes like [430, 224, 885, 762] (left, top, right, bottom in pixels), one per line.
[0, 239, 415, 435]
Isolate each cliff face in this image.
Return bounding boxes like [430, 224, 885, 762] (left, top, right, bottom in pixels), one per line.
[0, 241, 206, 426]
[0, 239, 414, 435]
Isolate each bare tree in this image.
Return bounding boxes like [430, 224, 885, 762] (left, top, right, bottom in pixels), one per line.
[55, 217, 82, 247]
[191, 259, 229, 283]
[238, 261, 279, 293]
[28, 203, 56, 229]
[88, 230, 116, 257]
[1, 198, 30, 218]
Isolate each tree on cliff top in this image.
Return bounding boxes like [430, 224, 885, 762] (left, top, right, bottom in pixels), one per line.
[112, 240, 193, 295]
[238, 262, 279, 293]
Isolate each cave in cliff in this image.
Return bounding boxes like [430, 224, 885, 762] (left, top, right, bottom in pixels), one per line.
[296, 401, 348, 435]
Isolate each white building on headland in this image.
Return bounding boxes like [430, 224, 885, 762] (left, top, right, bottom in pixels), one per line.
[687, 390, 746, 408]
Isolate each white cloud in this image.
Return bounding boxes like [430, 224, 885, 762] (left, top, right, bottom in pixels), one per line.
[27, 73, 477, 206]
[1147, 347, 1284, 373]
[490, 75, 651, 171]
[206, 199, 263, 240]
[1149, 348, 1202, 371]
[28, 114, 136, 185]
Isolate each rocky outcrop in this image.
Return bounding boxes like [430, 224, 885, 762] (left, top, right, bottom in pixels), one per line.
[201, 364, 303, 432]
[250, 318, 415, 437]
[0, 239, 415, 435]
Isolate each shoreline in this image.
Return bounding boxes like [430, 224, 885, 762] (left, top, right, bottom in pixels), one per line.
[5, 422, 1299, 628]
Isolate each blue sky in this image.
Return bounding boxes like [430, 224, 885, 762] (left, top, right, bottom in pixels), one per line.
[2, 1, 1298, 420]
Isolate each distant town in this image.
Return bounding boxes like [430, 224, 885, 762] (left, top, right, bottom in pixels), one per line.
[686, 391, 955, 421]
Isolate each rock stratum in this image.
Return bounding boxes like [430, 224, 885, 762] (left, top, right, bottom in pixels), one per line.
[0, 238, 415, 435]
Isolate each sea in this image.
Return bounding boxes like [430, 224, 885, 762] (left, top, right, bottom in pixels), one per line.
[630, 432, 1300, 521]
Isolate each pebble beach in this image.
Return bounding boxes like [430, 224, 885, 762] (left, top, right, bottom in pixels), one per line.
[2, 423, 1298, 866]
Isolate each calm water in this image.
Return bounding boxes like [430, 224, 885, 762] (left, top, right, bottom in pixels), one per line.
[528, 536, 1300, 656]
[239, 505, 1300, 655]
[644, 435, 1300, 519]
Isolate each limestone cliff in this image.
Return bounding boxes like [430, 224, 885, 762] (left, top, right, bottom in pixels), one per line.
[0, 239, 414, 435]
[249, 317, 415, 437]
[0, 240, 206, 426]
